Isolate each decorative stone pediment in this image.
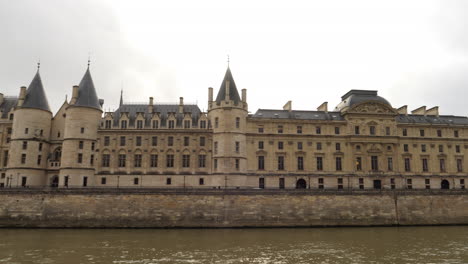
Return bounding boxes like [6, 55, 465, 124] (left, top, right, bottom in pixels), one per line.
[346, 101, 397, 115]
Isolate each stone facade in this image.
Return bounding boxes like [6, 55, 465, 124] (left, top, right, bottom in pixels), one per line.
[0, 189, 466, 227]
[0, 66, 467, 190]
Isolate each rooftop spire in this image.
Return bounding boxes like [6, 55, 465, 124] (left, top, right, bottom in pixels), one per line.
[74, 66, 101, 110]
[215, 67, 241, 104]
[227, 54, 230, 68]
[22, 66, 51, 112]
[120, 89, 123, 106]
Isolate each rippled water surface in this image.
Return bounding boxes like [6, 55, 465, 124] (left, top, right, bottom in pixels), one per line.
[0, 227, 467, 263]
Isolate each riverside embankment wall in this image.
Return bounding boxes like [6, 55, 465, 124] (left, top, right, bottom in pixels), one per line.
[0, 189, 466, 227]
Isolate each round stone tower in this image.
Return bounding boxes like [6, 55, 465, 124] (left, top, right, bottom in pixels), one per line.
[59, 66, 102, 187]
[208, 67, 248, 174]
[6, 68, 52, 187]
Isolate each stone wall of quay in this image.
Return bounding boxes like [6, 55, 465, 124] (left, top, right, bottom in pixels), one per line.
[0, 189, 466, 228]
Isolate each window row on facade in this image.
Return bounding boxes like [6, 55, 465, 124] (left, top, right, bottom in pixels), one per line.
[103, 119, 208, 130]
[102, 135, 207, 148]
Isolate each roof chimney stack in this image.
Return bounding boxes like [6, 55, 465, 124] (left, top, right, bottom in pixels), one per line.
[70, 85, 79, 104]
[397, 105, 408, 115]
[317, 102, 328, 112]
[148, 97, 154, 114]
[411, 106, 426, 116]
[426, 106, 439, 116]
[17, 86, 27, 107]
[179, 97, 184, 114]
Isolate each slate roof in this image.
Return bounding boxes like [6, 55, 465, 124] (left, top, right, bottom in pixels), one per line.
[335, 90, 391, 111]
[75, 68, 101, 110]
[396, 115, 468, 125]
[252, 109, 468, 125]
[113, 104, 202, 127]
[0, 97, 17, 118]
[252, 109, 345, 121]
[215, 67, 241, 104]
[22, 71, 51, 112]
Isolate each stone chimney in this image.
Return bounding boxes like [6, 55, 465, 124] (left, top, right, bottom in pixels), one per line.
[397, 105, 408, 115]
[283, 101, 292, 112]
[426, 106, 439, 116]
[208, 87, 213, 102]
[179, 97, 184, 114]
[241, 89, 247, 103]
[17, 86, 27, 107]
[70, 85, 79, 104]
[148, 97, 154, 114]
[411, 106, 426, 115]
[317, 102, 328, 112]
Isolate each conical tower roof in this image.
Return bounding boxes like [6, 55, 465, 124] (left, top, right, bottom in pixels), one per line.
[75, 67, 101, 110]
[22, 70, 51, 112]
[215, 67, 241, 104]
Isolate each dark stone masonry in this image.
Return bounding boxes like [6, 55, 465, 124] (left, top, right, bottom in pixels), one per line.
[0, 189, 466, 228]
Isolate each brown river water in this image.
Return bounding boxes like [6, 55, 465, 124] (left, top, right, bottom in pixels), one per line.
[0, 226, 467, 264]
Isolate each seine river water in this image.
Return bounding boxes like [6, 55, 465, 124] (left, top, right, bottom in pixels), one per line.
[0, 226, 467, 264]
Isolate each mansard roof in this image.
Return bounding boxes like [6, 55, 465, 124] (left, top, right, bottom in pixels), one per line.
[112, 103, 202, 127]
[22, 71, 51, 112]
[335, 90, 391, 111]
[75, 68, 101, 110]
[215, 67, 241, 104]
[0, 96, 17, 118]
[252, 109, 468, 125]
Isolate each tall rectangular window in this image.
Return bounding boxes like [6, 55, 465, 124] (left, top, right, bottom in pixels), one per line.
[278, 156, 285, 170]
[90, 154, 94, 166]
[297, 156, 304, 170]
[422, 158, 428, 172]
[335, 143, 341, 151]
[215, 118, 219, 128]
[439, 145, 444, 152]
[402, 128, 407, 136]
[258, 141, 264, 149]
[235, 159, 240, 170]
[134, 154, 142, 167]
[297, 142, 303, 150]
[356, 157, 362, 171]
[120, 136, 126, 146]
[184, 136, 190, 147]
[37, 155, 41, 165]
[136, 120, 143, 129]
[184, 120, 191, 128]
[454, 130, 459, 137]
[386, 127, 390, 136]
[335, 127, 340, 135]
[235, 117, 240, 128]
[121, 120, 127, 129]
[83, 176, 88, 187]
[150, 154, 158, 167]
[104, 136, 110, 146]
[21, 154, 26, 164]
[91, 142, 95, 151]
[371, 156, 378, 171]
[182, 155, 190, 168]
[387, 157, 393, 171]
[198, 155, 206, 168]
[421, 144, 426, 152]
[199, 120, 206, 129]
[369, 126, 376, 135]
[355, 126, 360, 135]
[420, 129, 425, 137]
[214, 142, 218, 154]
[439, 159, 446, 172]
[259, 178, 265, 189]
[335, 157, 342, 171]
[136, 136, 142, 146]
[102, 154, 110, 167]
[77, 153, 83, 163]
[316, 142, 322, 150]
[456, 145, 461, 153]
[79, 141, 84, 149]
[152, 136, 158, 146]
[168, 136, 174, 147]
[168, 120, 175, 129]
[404, 158, 411, 172]
[152, 120, 159, 129]
[118, 154, 126, 167]
[403, 144, 409, 152]
[278, 141, 284, 150]
[3, 150, 8, 167]
[105, 120, 111, 129]
[22, 141, 27, 150]
[166, 154, 174, 167]
[258, 156, 265, 170]
[437, 129, 442, 137]
[38, 143, 43, 151]
[317, 157, 323, 171]
[200, 137, 205, 147]
[279, 178, 285, 189]
[278, 125, 283, 134]
[235, 141, 240, 152]
[457, 159, 463, 172]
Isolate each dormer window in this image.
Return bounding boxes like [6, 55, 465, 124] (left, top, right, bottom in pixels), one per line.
[121, 120, 127, 129]
[152, 120, 159, 129]
[184, 120, 191, 129]
[200, 120, 206, 129]
[136, 120, 143, 129]
[105, 120, 112, 129]
[168, 120, 175, 129]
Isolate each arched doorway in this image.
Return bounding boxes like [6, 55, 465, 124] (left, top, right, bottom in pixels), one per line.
[441, 179, 450, 189]
[296, 179, 307, 189]
[50, 176, 59, 188]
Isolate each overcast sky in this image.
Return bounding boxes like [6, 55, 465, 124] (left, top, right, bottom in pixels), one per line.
[1, 0, 468, 115]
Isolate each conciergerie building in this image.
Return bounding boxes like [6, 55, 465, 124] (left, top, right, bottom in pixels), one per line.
[0, 64, 467, 190]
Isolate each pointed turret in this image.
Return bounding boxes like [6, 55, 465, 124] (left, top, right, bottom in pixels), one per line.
[119, 89, 123, 106]
[74, 67, 101, 110]
[22, 70, 51, 112]
[215, 67, 241, 104]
